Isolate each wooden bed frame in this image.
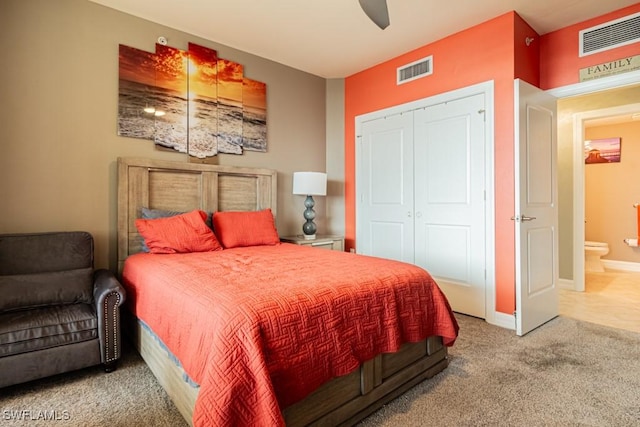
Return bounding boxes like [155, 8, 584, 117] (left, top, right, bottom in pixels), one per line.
[117, 157, 449, 426]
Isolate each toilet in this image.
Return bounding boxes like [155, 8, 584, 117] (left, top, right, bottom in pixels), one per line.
[584, 241, 609, 272]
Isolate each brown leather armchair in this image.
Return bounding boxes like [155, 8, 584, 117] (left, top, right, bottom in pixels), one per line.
[0, 231, 126, 388]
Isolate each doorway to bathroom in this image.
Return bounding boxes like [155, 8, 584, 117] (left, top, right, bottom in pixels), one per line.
[568, 97, 640, 291]
[553, 80, 640, 333]
[550, 77, 640, 292]
[582, 106, 640, 273]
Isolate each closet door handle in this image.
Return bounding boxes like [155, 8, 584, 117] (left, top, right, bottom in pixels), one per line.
[407, 211, 412, 217]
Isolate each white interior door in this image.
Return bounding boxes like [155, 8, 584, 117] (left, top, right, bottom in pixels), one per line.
[414, 94, 486, 318]
[514, 79, 559, 336]
[357, 113, 414, 262]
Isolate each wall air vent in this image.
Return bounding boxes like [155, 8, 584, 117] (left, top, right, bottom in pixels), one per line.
[397, 55, 433, 85]
[579, 11, 640, 57]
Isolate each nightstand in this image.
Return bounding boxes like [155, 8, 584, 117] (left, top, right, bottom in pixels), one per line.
[280, 235, 345, 251]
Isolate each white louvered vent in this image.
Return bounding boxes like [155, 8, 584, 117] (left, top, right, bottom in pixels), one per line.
[397, 56, 433, 85]
[579, 11, 640, 57]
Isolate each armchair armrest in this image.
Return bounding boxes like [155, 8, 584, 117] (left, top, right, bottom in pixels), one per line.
[93, 269, 126, 368]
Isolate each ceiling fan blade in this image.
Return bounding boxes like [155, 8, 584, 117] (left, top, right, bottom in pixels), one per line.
[358, 0, 390, 30]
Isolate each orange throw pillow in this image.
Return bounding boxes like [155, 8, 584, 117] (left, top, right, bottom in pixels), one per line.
[135, 210, 222, 254]
[213, 209, 280, 248]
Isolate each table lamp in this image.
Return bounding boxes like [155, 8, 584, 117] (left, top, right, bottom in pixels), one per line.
[292, 171, 327, 240]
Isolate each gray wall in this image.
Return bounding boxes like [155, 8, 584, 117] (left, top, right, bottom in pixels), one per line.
[326, 79, 345, 237]
[0, 0, 328, 270]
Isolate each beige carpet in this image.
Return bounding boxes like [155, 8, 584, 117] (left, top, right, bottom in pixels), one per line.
[1, 314, 639, 426]
[359, 314, 640, 426]
[0, 340, 187, 427]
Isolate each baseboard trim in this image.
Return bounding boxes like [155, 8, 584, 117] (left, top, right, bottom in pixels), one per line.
[488, 311, 515, 330]
[603, 259, 640, 272]
[558, 278, 574, 290]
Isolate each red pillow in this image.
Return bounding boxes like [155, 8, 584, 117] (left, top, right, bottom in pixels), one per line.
[135, 209, 222, 254]
[213, 209, 280, 248]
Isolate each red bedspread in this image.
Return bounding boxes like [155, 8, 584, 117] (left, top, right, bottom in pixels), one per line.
[122, 243, 458, 426]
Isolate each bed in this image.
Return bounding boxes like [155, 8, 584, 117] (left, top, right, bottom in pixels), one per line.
[117, 157, 458, 426]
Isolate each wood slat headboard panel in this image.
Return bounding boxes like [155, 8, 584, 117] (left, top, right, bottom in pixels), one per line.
[117, 157, 278, 273]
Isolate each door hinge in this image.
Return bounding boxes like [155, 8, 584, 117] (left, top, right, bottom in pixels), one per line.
[478, 109, 486, 121]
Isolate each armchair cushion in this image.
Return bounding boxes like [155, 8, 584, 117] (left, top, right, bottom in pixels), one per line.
[0, 231, 93, 274]
[0, 304, 97, 357]
[0, 232, 94, 313]
[0, 269, 94, 313]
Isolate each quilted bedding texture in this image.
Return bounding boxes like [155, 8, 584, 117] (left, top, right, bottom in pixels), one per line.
[122, 243, 459, 426]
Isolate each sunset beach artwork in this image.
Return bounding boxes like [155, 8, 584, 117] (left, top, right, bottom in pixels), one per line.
[217, 59, 244, 155]
[242, 78, 267, 152]
[187, 42, 219, 158]
[117, 45, 160, 141]
[117, 42, 267, 159]
[584, 137, 621, 164]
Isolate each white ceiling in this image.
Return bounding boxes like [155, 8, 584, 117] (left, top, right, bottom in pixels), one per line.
[90, 0, 638, 78]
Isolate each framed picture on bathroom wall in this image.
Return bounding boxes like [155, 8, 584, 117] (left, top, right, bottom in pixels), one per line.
[584, 137, 621, 164]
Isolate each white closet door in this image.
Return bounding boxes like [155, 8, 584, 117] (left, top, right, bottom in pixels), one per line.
[414, 94, 486, 317]
[357, 113, 414, 263]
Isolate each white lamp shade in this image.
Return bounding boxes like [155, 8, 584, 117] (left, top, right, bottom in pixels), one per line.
[292, 172, 327, 196]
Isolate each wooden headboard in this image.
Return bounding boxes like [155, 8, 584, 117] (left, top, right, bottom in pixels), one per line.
[117, 157, 277, 273]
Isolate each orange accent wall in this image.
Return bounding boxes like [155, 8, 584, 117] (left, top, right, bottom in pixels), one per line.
[514, 13, 540, 86]
[540, 3, 640, 89]
[344, 4, 640, 315]
[345, 12, 540, 314]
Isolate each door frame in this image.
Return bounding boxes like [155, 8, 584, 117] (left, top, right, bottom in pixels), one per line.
[548, 70, 640, 292]
[354, 80, 497, 325]
[571, 102, 640, 291]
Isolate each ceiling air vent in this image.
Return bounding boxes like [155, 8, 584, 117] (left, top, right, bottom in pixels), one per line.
[397, 55, 433, 85]
[579, 11, 640, 57]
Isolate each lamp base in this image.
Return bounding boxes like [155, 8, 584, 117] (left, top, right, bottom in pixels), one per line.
[301, 195, 318, 241]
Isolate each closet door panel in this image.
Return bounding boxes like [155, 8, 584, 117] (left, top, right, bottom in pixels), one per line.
[357, 113, 414, 262]
[414, 94, 486, 317]
[423, 224, 470, 284]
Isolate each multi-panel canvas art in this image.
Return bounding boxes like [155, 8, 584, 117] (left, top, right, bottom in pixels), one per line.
[242, 78, 267, 152]
[118, 42, 267, 159]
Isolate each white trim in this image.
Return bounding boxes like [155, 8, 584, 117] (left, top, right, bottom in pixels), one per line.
[355, 81, 497, 326]
[547, 69, 640, 98]
[488, 311, 515, 330]
[356, 81, 494, 124]
[572, 114, 586, 292]
[558, 278, 574, 290]
[603, 259, 640, 272]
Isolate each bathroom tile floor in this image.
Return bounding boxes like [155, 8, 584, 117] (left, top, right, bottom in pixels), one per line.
[559, 269, 640, 334]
